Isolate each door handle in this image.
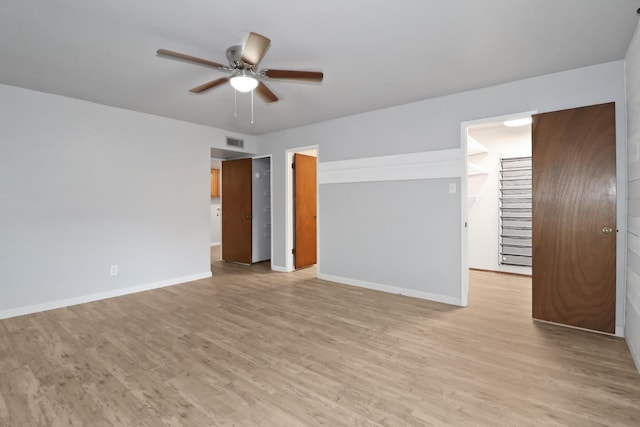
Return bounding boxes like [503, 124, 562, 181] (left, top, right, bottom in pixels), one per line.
[602, 226, 613, 235]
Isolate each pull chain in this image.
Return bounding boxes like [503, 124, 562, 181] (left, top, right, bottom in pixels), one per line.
[234, 89, 237, 119]
[232, 88, 255, 124]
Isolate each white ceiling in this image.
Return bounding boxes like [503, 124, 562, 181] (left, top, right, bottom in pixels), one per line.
[1, 1, 638, 135]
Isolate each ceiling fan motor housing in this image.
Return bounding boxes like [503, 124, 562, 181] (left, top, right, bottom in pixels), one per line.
[226, 45, 245, 68]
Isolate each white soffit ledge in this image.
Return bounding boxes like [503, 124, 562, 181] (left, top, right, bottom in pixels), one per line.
[318, 149, 463, 184]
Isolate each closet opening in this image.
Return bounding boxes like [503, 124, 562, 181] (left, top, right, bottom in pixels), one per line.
[461, 112, 535, 305]
[209, 146, 250, 266]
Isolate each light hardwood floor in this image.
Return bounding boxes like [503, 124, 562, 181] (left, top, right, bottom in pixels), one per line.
[1, 249, 639, 426]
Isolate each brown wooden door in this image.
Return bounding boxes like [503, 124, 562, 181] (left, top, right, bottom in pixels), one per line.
[210, 168, 220, 198]
[222, 158, 252, 264]
[294, 153, 317, 268]
[532, 102, 616, 333]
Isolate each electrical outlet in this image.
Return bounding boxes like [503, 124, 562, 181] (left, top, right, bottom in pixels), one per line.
[110, 265, 118, 276]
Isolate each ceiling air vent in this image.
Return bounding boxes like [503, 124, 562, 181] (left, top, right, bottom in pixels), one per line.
[226, 136, 244, 149]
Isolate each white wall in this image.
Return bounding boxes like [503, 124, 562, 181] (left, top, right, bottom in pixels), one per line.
[0, 84, 255, 318]
[210, 159, 222, 245]
[319, 177, 461, 304]
[468, 126, 532, 275]
[625, 20, 640, 371]
[258, 61, 627, 320]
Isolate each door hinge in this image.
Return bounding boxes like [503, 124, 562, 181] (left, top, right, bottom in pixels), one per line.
[292, 248, 296, 255]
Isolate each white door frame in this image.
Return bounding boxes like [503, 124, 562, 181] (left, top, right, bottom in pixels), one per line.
[285, 145, 319, 273]
[459, 110, 537, 307]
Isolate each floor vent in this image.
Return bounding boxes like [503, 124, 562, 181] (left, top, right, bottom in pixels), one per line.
[226, 137, 244, 149]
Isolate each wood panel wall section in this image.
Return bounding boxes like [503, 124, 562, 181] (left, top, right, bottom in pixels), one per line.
[211, 168, 220, 198]
[626, 25, 640, 372]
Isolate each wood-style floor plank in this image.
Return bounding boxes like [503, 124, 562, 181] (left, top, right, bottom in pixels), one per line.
[0, 248, 639, 426]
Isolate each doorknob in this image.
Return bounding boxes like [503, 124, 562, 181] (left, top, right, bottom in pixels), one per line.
[602, 226, 613, 235]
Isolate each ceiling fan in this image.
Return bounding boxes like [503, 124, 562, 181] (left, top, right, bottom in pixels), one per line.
[157, 32, 323, 104]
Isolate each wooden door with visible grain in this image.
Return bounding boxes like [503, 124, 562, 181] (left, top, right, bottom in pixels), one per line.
[210, 168, 220, 198]
[532, 102, 616, 334]
[294, 153, 317, 269]
[222, 158, 252, 264]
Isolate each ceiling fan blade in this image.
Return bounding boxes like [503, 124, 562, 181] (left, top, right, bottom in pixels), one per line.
[256, 82, 278, 103]
[157, 49, 225, 69]
[189, 77, 229, 93]
[263, 69, 323, 82]
[241, 32, 271, 67]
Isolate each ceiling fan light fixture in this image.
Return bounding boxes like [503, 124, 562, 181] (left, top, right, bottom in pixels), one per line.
[230, 71, 258, 93]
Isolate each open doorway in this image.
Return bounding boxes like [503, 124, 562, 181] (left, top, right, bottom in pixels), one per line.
[219, 156, 272, 265]
[210, 158, 223, 263]
[285, 146, 318, 272]
[461, 106, 621, 336]
[461, 111, 536, 305]
[209, 147, 266, 267]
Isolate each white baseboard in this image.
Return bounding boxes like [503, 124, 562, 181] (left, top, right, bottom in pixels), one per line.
[271, 265, 289, 273]
[0, 271, 213, 320]
[616, 326, 624, 337]
[210, 242, 221, 247]
[317, 273, 463, 306]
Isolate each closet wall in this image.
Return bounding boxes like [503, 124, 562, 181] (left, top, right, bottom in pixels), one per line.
[252, 157, 271, 263]
[468, 125, 532, 275]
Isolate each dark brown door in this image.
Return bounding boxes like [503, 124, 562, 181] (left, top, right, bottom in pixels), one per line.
[222, 158, 252, 264]
[294, 153, 317, 269]
[532, 102, 616, 333]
